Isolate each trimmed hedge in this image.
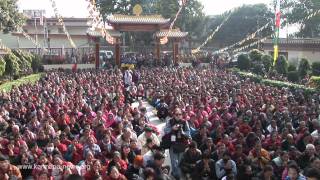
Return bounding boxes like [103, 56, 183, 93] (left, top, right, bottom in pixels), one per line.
[287, 71, 300, 83]
[237, 54, 250, 70]
[0, 73, 42, 92]
[298, 58, 310, 78]
[288, 64, 297, 72]
[310, 76, 320, 89]
[231, 68, 316, 93]
[261, 54, 273, 72]
[249, 49, 263, 62]
[312, 62, 320, 76]
[0, 57, 6, 76]
[275, 55, 288, 75]
[4, 52, 20, 78]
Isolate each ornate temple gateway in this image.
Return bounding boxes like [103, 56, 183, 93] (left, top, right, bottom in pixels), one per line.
[87, 5, 188, 68]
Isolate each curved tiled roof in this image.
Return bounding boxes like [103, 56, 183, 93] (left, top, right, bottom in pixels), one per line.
[155, 30, 188, 38]
[86, 29, 122, 37]
[264, 38, 320, 44]
[107, 14, 170, 24]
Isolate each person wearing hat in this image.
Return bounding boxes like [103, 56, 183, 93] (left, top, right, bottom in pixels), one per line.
[0, 154, 22, 180]
[125, 155, 144, 180]
[138, 126, 160, 155]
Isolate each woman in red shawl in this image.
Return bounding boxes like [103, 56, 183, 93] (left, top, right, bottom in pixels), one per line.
[103, 166, 127, 180]
[84, 159, 107, 180]
[105, 113, 116, 129]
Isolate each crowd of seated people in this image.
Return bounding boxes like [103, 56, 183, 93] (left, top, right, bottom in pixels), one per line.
[0, 66, 320, 180]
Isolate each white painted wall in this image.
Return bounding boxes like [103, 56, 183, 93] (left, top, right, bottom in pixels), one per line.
[17, 36, 89, 49]
[43, 64, 95, 70]
[267, 50, 320, 64]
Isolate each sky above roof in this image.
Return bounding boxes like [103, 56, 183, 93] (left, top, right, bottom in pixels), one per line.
[17, 0, 296, 37]
[17, 0, 271, 17]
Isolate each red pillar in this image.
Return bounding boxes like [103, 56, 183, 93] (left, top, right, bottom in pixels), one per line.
[95, 38, 100, 69]
[173, 40, 179, 65]
[115, 38, 121, 67]
[156, 40, 160, 64]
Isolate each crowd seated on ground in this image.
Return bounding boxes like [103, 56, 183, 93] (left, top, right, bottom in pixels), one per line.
[0, 66, 320, 180]
[142, 67, 320, 179]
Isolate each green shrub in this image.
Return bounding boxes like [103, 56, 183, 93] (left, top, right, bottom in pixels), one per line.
[231, 68, 316, 94]
[4, 52, 20, 77]
[31, 54, 43, 73]
[237, 54, 250, 70]
[310, 76, 320, 89]
[298, 58, 310, 78]
[252, 63, 265, 75]
[261, 54, 273, 72]
[276, 55, 288, 75]
[12, 50, 32, 74]
[287, 71, 300, 83]
[288, 64, 297, 72]
[312, 62, 320, 76]
[237, 71, 262, 83]
[0, 57, 6, 76]
[249, 49, 263, 62]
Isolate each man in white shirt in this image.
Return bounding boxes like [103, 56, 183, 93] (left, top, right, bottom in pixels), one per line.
[124, 70, 133, 87]
[138, 126, 160, 155]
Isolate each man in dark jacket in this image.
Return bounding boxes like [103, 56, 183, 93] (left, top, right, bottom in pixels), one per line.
[157, 100, 169, 121]
[180, 141, 202, 178]
[192, 150, 216, 180]
[125, 155, 144, 180]
[146, 152, 170, 180]
[298, 143, 318, 169]
[164, 108, 191, 180]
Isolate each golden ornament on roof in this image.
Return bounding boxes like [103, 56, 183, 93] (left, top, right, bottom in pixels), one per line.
[133, 4, 143, 16]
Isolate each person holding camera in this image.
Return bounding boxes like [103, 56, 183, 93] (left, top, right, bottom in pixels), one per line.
[164, 108, 191, 180]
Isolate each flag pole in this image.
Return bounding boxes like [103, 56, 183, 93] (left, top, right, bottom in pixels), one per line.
[273, 0, 281, 66]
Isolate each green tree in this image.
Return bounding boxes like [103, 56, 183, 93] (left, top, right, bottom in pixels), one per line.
[0, 0, 25, 33]
[12, 50, 32, 74]
[261, 54, 273, 72]
[237, 54, 250, 70]
[4, 52, 20, 78]
[206, 4, 273, 47]
[0, 57, 6, 76]
[298, 58, 310, 78]
[275, 55, 288, 75]
[281, 0, 320, 37]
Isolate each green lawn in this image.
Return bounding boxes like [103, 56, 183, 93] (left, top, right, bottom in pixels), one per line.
[0, 73, 42, 92]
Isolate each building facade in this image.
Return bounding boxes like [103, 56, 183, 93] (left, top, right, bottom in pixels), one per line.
[0, 10, 93, 57]
[262, 38, 320, 64]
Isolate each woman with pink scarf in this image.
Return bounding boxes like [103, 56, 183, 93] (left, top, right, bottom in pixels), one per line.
[105, 113, 116, 129]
